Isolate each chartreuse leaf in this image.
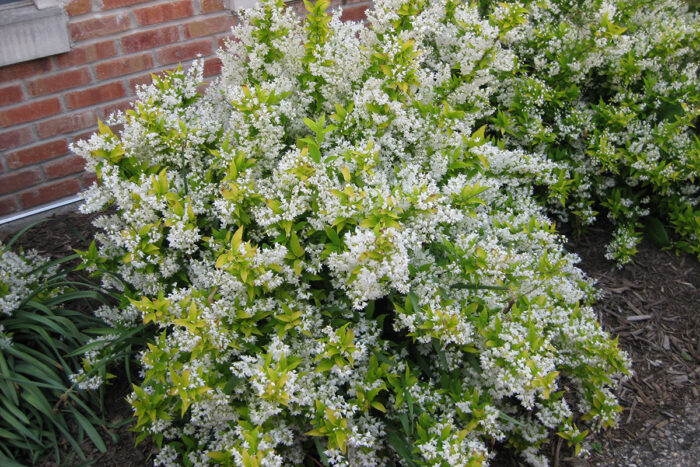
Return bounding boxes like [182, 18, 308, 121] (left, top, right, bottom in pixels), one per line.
[208, 450, 233, 463]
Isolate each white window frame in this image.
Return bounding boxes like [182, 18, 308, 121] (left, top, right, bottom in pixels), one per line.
[231, 0, 258, 9]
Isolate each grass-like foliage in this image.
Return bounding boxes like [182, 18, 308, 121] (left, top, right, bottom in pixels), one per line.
[0, 225, 145, 465]
[68, 0, 698, 464]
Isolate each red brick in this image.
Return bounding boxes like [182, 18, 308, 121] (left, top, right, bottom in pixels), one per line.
[102, 0, 151, 9]
[6, 140, 70, 170]
[203, 57, 222, 77]
[0, 128, 33, 151]
[36, 110, 97, 139]
[26, 68, 92, 97]
[95, 54, 154, 80]
[65, 0, 91, 16]
[121, 26, 180, 53]
[183, 14, 235, 39]
[200, 0, 224, 13]
[196, 81, 210, 95]
[44, 155, 86, 179]
[0, 99, 61, 127]
[0, 169, 42, 195]
[100, 99, 133, 120]
[19, 179, 81, 208]
[135, 1, 193, 26]
[156, 39, 213, 65]
[0, 85, 23, 106]
[0, 60, 52, 84]
[72, 129, 100, 145]
[55, 41, 117, 69]
[218, 34, 236, 49]
[65, 82, 126, 110]
[128, 73, 155, 92]
[81, 172, 98, 188]
[69, 14, 130, 42]
[289, 1, 307, 17]
[0, 196, 18, 216]
[340, 4, 369, 22]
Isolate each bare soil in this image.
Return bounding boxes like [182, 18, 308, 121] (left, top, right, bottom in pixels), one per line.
[2, 212, 698, 466]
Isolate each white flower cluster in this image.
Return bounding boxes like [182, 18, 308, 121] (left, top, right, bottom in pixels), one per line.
[0, 244, 59, 316]
[71, 0, 646, 465]
[488, 0, 699, 262]
[0, 324, 11, 348]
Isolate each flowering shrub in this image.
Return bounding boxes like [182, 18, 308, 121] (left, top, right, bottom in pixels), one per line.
[488, 0, 699, 263]
[73, 0, 636, 465]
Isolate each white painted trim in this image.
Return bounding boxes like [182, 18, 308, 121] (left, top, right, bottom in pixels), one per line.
[0, 195, 82, 227]
[34, 0, 61, 9]
[0, 3, 70, 66]
[231, 0, 258, 10]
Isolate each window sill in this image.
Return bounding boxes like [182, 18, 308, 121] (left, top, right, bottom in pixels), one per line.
[0, 1, 70, 67]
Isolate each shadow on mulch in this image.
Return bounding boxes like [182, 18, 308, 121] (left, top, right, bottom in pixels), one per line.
[3, 211, 698, 466]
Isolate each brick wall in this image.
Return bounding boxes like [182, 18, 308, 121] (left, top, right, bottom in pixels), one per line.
[0, 0, 373, 218]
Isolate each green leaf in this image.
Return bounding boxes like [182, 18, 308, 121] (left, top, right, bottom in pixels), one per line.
[386, 432, 416, 466]
[20, 386, 53, 417]
[290, 232, 305, 258]
[313, 438, 330, 466]
[645, 217, 670, 247]
[325, 226, 341, 247]
[231, 225, 244, 250]
[370, 401, 386, 412]
[316, 359, 335, 373]
[0, 395, 31, 426]
[406, 391, 414, 419]
[0, 427, 22, 441]
[0, 353, 19, 406]
[52, 419, 87, 461]
[97, 119, 114, 137]
[70, 406, 107, 453]
[208, 451, 232, 462]
[499, 411, 526, 428]
[0, 450, 25, 467]
[0, 407, 41, 443]
[408, 292, 421, 313]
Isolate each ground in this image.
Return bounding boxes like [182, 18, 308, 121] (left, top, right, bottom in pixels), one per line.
[2, 212, 698, 466]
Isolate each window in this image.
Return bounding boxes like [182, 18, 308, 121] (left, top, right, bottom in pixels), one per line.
[0, 0, 70, 67]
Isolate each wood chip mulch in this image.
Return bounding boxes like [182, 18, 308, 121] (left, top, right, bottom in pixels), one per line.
[566, 226, 700, 466]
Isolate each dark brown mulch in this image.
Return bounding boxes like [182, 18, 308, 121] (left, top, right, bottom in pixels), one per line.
[565, 226, 700, 466]
[40, 382, 157, 467]
[0, 211, 100, 258]
[3, 211, 699, 466]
